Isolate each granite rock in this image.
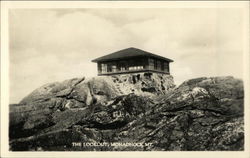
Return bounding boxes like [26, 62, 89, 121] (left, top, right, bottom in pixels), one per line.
[9, 76, 244, 151]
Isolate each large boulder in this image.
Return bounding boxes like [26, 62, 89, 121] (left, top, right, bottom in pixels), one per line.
[10, 73, 174, 140]
[9, 76, 243, 151]
[20, 73, 174, 106]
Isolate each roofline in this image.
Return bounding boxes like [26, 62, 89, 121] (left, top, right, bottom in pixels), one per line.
[91, 47, 174, 63]
[92, 55, 174, 63]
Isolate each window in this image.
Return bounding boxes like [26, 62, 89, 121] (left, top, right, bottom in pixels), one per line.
[112, 65, 117, 72]
[120, 66, 126, 71]
[107, 63, 112, 72]
[161, 61, 164, 71]
[164, 62, 169, 72]
[157, 60, 161, 70]
[128, 65, 143, 70]
[119, 62, 126, 71]
[149, 58, 154, 63]
[101, 64, 107, 73]
[154, 59, 157, 70]
[148, 58, 154, 70]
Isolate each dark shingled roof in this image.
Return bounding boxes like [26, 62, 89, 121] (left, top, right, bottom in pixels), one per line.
[92, 47, 174, 63]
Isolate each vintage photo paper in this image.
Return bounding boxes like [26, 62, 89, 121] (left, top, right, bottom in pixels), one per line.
[1, 1, 250, 158]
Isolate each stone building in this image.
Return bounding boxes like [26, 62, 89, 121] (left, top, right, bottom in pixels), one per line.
[92, 47, 173, 76]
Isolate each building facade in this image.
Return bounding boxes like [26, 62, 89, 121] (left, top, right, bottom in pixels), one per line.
[92, 47, 173, 76]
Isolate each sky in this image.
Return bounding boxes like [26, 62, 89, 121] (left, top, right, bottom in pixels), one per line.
[9, 8, 244, 103]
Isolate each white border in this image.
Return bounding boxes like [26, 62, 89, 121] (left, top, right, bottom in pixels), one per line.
[1, 1, 249, 158]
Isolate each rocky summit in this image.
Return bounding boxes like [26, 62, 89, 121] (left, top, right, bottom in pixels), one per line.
[9, 74, 244, 151]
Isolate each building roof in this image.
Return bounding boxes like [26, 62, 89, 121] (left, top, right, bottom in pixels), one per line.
[91, 47, 174, 63]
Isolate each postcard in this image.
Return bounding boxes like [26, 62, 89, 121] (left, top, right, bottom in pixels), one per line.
[1, 1, 249, 158]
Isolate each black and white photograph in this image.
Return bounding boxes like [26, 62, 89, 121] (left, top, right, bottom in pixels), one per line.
[1, 1, 249, 157]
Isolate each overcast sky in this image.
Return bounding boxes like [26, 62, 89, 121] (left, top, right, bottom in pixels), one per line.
[9, 8, 244, 103]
